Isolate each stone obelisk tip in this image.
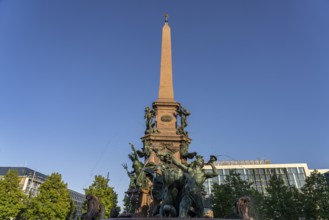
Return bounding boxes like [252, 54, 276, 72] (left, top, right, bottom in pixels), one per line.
[158, 14, 174, 101]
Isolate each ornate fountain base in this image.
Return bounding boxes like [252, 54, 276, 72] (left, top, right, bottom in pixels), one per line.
[103, 218, 241, 220]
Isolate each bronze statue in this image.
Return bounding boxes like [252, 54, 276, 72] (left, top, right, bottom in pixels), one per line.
[123, 143, 149, 190]
[136, 141, 152, 158]
[234, 196, 253, 220]
[177, 105, 190, 135]
[124, 141, 219, 218]
[144, 107, 153, 133]
[180, 141, 197, 163]
[172, 155, 218, 217]
[153, 151, 184, 217]
[161, 204, 177, 217]
[125, 103, 221, 218]
[144, 106, 159, 134]
[81, 195, 104, 220]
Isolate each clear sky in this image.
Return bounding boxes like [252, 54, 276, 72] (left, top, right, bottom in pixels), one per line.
[0, 0, 328, 207]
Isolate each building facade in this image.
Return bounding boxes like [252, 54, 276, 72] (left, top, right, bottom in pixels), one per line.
[203, 160, 328, 195]
[201, 160, 329, 212]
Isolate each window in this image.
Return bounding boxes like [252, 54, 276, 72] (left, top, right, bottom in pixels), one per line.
[212, 176, 219, 184]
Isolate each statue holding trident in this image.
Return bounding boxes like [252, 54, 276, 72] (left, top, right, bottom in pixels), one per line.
[123, 143, 149, 190]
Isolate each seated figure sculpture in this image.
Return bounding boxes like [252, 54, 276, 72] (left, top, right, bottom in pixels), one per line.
[81, 195, 104, 220]
[235, 196, 253, 220]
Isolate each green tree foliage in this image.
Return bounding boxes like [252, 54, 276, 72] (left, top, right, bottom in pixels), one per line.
[26, 172, 71, 220]
[0, 170, 27, 220]
[211, 172, 263, 219]
[262, 175, 302, 220]
[302, 170, 329, 220]
[110, 206, 121, 218]
[84, 175, 118, 218]
[66, 199, 77, 220]
[123, 194, 136, 214]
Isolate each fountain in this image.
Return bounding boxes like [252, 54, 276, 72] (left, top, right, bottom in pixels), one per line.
[120, 15, 220, 219]
[122, 100, 220, 219]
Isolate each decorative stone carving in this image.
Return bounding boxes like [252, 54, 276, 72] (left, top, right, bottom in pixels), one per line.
[161, 115, 173, 122]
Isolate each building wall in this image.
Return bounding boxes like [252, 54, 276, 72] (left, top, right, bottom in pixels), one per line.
[0, 167, 47, 197]
[69, 189, 86, 217]
[203, 161, 311, 195]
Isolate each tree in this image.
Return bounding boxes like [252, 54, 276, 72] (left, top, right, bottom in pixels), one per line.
[84, 175, 118, 218]
[302, 170, 329, 220]
[262, 175, 302, 220]
[26, 172, 71, 220]
[123, 194, 135, 214]
[66, 199, 77, 220]
[0, 170, 27, 219]
[211, 172, 263, 219]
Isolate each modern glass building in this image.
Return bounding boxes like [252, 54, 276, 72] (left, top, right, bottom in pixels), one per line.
[203, 160, 321, 195]
[202, 160, 329, 212]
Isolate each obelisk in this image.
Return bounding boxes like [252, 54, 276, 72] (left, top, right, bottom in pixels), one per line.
[158, 14, 174, 101]
[142, 14, 190, 164]
[129, 15, 192, 217]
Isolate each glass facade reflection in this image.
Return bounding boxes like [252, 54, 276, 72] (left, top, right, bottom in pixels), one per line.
[203, 161, 309, 195]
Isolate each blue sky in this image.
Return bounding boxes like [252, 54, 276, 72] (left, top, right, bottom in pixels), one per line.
[0, 0, 328, 206]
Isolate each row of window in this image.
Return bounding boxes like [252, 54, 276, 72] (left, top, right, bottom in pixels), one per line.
[217, 167, 305, 175]
[204, 167, 307, 195]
